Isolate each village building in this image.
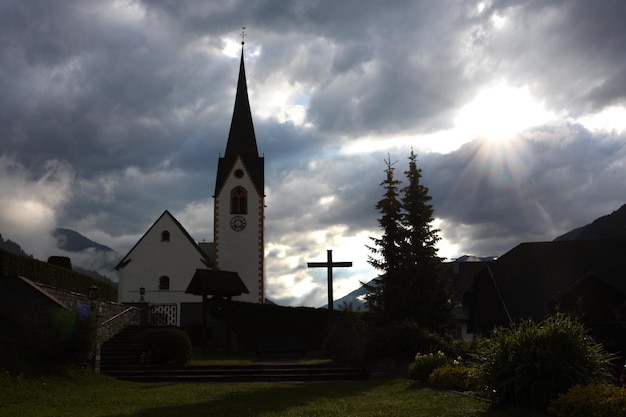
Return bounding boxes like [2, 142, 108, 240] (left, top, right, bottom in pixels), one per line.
[463, 239, 626, 353]
[116, 41, 264, 325]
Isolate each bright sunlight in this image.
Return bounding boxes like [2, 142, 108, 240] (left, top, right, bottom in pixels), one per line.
[454, 83, 555, 142]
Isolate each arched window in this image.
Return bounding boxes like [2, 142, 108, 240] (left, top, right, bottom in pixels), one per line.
[159, 276, 170, 290]
[161, 230, 170, 242]
[230, 186, 247, 214]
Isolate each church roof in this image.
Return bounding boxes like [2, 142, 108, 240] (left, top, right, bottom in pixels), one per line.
[215, 44, 264, 196]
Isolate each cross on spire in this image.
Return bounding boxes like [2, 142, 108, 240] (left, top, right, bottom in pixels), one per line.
[307, 250, 352, 311]
[240, 26, 246, 45]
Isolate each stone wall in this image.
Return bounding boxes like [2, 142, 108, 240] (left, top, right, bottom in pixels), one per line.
[37, 282, 142, 344]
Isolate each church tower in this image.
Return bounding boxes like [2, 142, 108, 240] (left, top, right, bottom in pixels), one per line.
[213, 40, 264, 303]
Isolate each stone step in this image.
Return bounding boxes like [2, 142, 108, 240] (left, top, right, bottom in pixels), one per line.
[101, 364, 369, 383]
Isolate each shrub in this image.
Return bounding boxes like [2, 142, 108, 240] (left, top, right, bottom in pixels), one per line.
[322, 312, 366, 364]
[366, 321, 447, 361]
[428, 364, 478, 391]
[135, 328, 192, 366]
[548, 384, 626, 417]
[409, 351, 449, 382]
[473, 314, 614, 412]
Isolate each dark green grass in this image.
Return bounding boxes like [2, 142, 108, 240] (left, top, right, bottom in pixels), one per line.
[0, 370, 544, 417]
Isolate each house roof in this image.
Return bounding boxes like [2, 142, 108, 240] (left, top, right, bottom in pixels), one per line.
[115, 210, 216, 270]
[215, 45, 264, 197]
[466, 239, 626, 332]
[444, 260, 494, 304]
[185, 269, 249, 297]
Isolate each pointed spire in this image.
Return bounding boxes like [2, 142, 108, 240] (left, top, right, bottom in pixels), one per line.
[215, 30, 264, 197]
[224, 29, 258, 158]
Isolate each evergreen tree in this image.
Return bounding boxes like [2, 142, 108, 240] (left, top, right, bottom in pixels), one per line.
[401, 150, 452, 331]
[366, 151, 452, 332]
[365, 155, 404, 319]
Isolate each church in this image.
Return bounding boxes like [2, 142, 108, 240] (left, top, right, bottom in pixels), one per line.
[116, 40, 265, 325]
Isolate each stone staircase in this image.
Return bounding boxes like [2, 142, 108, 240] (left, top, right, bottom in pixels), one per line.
[100, 325, 145, 372]
[100, 326, 369, 383]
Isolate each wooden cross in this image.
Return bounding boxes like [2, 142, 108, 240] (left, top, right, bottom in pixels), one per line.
[307, 250, 352, 311]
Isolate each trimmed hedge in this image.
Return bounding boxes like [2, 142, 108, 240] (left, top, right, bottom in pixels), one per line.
[322, 312, 366, 364]
[135, 328, 192, 366]
[225, 302, 336, 352]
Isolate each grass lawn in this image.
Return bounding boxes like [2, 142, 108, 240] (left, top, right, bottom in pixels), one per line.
[0, 370, 544, 417]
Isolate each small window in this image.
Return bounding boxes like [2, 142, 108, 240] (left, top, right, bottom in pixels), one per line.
[234, 169, 244, 178]
[230, 186, 247, 214]
[159, 276, 170, 290]
[161, 230, 170, 242]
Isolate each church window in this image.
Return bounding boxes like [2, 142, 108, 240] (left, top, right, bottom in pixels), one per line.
[230, 186, 247, 214]
[234, 169, 244, 178]
[161, 230, 170, 242]
[159, 276, 170, 290]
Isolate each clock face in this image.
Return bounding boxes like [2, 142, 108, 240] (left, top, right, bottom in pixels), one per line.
[230, 215, 246, 231]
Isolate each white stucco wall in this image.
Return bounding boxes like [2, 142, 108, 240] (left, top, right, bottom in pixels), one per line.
[118, 212, 208, 309]
[214, 158, 264, 303]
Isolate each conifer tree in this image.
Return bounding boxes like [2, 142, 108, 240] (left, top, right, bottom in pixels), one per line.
[365, 155, 404, 319]
[366, 151, 452, 332]
[400, 150, 452, 331]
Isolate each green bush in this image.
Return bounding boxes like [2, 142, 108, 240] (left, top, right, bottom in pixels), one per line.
[322, 312, 366, 364]
[548, 384, 626, 417]
[135, 328, 192, 366]
[366, 321, 447, 361]
[473, 314, 614, 412]
[409, 351, 449, 382]
[428, 364, 478, 391]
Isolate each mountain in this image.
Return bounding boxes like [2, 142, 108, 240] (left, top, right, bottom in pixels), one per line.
[52, 228, 115, 252]
[322, 278, 378, 311]
[454, 255, 498, 262]
[51, 228, 121, 284]
[0, 234, 30, 257]
[555, 204, 626, 242]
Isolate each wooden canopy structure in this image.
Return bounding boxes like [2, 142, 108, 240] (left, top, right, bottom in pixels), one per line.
[185, 269, 249, 352]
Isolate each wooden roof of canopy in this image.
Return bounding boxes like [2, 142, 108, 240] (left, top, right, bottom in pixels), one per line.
[185, 269, 249, 297]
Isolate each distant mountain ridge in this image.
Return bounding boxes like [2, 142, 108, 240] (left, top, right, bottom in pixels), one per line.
[52, 228, 115, 253]
[555, 204, 626, 242]
[51, 228, 120, 285]
[0, 234, 30, 257]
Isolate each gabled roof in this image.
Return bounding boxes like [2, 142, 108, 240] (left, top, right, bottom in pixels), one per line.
[215, 45, 264, 197]
[115, 210, 216, 270]
[444, 260, 494, 304]
[466, 239, 626, 333]
[185, 269, 249, 297]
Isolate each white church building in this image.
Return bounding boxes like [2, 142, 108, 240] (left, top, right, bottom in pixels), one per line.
[116, 41, 265, 326]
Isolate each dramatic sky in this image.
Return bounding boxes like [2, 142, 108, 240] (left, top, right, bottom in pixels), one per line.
[2, 0, 626, 307]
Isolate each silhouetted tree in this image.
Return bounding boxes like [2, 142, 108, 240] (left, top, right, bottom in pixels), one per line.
[365, 155, 404, 319]
[400, 150, 452, 331]
[366, 151, 452, 332]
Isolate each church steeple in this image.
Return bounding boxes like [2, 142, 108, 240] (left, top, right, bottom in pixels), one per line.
[225, 45, 258, 157]
[215, 41, 264, 197]
[213, 32, 265, 303]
